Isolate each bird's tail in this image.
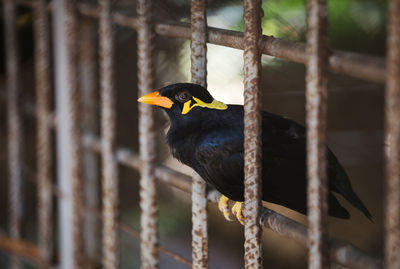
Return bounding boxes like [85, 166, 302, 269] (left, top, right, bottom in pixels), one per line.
[332, 160, 373, 221]
[328, 150, 373, 221]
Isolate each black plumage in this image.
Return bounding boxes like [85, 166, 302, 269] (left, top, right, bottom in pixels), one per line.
[140, 83, 372, 220]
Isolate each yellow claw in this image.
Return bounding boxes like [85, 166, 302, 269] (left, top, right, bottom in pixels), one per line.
[218, 195, 233, 221]
[232, 202, 245, 225]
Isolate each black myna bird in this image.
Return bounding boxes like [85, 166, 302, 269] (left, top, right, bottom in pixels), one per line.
[138, 83, 372, 224]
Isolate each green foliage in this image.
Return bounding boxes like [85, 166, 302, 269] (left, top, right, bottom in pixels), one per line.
[223, 0, 387, 54]
[327, 0, 387, 54]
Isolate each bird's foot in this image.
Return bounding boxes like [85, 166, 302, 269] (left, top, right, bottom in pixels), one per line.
[232, 202, 244, 225]
[218, 195, 233, 221]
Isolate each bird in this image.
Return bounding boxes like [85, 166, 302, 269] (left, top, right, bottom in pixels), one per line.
[138, 83, 372, 224]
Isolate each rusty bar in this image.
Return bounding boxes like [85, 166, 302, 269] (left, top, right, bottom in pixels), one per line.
[190, 0, 209, 268]
[79, 17, 100, 268]
[137, 0, 159, 268]
[0, 234, 41, 265]
[98, 0, 119, 268]
[4, 0, 23, 268]
[259, 207, 383, 269]
[191, 171, 208, 269]
[52, 0, 84, 267]
[33, 0, 53, 268]
[191, 0, 207, 86]
[243, 0, 263, 268]
[76, 3, 385, 84]
[384, 0, 400, 268]
[64, 1, 84, 267]
[305, 0, 329, 268]
[75, 3, 387, 83]
[155, 22, 385, 84]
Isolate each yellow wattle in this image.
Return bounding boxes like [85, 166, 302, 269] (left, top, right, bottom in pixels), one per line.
[181, 97, 228, 115]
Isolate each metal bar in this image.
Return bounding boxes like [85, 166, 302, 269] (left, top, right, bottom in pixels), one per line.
[0, 234, 41, 265]
[79, 17, 100, 268]
[52, 0, 84, 268]
[4, 0, 23, 268]
[65, 0, 85, 267]
[384, 0, 400, 268]
[305, 0, 329, 268]
[98, 0, 119, 268]
[243, 0, 263, 268]
[75, 3, 385, 84]
[33, 0, 53, 268]
[191, 172, 208, 269]
[137, 0, 159, 268]
[17, 1, 386, 83]
[190, 0, 209, 268]
[83, 134, 193, 192]
[259, 207, 382, 269]
[158, 24, 385, 84]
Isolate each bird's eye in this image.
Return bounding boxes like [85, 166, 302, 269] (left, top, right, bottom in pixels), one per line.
[175, 91, 191, 103]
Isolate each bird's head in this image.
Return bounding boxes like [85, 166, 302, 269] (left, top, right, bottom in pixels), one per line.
[137, 83, 228, 117]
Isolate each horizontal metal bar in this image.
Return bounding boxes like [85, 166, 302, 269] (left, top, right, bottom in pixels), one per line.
[0, 233, 41, 265]
[258, 208, 383, 269]
[0, 221, 193, 269]
[75, 3, 385, 84]
[83, 134, 193, 193]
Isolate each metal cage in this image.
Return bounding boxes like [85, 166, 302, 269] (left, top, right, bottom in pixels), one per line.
[0, 0, 398, 268]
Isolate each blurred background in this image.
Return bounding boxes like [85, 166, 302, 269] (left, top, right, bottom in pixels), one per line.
[0, 0, 387, 268]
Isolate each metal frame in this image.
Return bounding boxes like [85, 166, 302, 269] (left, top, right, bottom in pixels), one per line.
[1, 0, 398, 268]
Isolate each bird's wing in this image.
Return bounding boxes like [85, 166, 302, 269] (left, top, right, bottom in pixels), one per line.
[195, 130, 245, 201]
[261, 112, 365, 219]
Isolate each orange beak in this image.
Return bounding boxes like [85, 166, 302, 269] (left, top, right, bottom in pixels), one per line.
[137, 91, 174, 109]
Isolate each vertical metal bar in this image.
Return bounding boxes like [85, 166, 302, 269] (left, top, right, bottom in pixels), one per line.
[4, 1, 23, 268]
[384, 0, 400, 268]
[191, 173, 208, 269]
[65, 0, 84, 267]
[243, 0, 263, 268]
[305, 0, 329, 268]
[52, 0, 84, 268]
[33, 0, 52, 268]
[137, 0, 159, 268]
[190, 1, 209, 268]
[79, 17, 100, 268]
[99, 0, 119, 268]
